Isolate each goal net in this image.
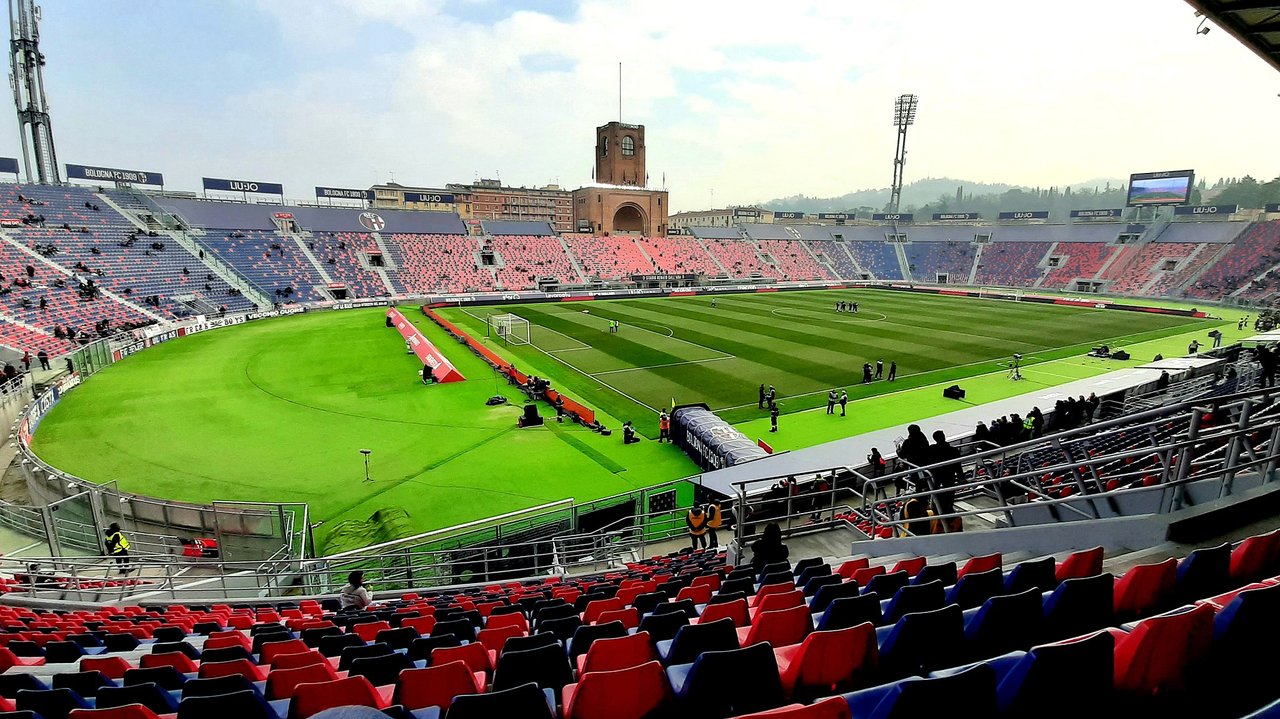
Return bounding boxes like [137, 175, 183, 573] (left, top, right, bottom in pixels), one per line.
[979, 287, 1023, 301]
[488, 313, 531, 346]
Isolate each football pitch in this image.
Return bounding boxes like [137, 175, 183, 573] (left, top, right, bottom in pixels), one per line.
[27, 290, 1221, 554]
[435, 288, 1212, 426]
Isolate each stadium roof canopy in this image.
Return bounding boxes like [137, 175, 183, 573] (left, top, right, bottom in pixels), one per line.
[1186, 0, 1280, 73]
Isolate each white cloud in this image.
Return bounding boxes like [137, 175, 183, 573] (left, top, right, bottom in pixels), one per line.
[32, 0, 1280, 211]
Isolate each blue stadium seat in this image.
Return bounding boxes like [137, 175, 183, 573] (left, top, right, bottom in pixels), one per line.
[1042, 573, 1112, 642]
[842, 663, 996, 718]
[945, 567, 1004, 610]
[16, 688, 93, 719]
[875, 605, 965, 680]
[963, 587, 1044, 661]
[175, 689, 281, 719]
[1004, 557, 1058, 594]
[95, 681, 181, 714]
[666, 642, 785, 718]
[809, 580, 860, 614]
[1174, 542, 1233, 605]
[816, 594, 882, 633]
[879, 580, 946, 626]
[656, 618, 738, 666]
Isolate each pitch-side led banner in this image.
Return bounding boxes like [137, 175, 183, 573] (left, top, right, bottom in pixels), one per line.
[0, 157, 20, 175]
[202, 177, 284, 195]
[1173, 204, 1238, 216]
[387, 307, 465, 383]
[66, 163, 164, 186]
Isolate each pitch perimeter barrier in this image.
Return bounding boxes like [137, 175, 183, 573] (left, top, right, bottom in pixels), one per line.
[423, 306, 597, 424]
[387, 307, 464, 382]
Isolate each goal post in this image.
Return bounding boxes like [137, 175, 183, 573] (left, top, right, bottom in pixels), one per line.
[487, 313, 531, 346]
[979, 287, 1023, 301]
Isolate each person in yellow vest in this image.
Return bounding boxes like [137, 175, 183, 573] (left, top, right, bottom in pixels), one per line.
[686, 506, 708, 550]
[104, 523, 130, 575]
[705, 502, 723, 548]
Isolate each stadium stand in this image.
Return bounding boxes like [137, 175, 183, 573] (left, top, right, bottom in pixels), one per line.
[704, 238, 782, 279]
[844, 242, 902, 281]
[803, 241, 860, 281]
[904, 241, 976, 284]
[1106, 243, 1200, 296]
[638, 236, 722, 276]
[0, 241, 153, 345]
[199, 230, 325, 303]
[305, 232, 389, 298]
[757, 240, 835, 281]
[1186, 221, 1280, 301]
[0, 185, 253, 318]
[973, 241, 1050, 287]
[383, 234, 491, 295]
[489, 235, 582, 288]
[0, 530, 1277, 718]
[562, 235, 655, 280]
[1040, 242, 1118, 288]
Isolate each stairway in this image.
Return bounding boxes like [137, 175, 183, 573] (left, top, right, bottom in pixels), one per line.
[632, 237, 659, 271]
[893, 243, 912, 281]
[555, 234, 589, 283]
[367, 233, 399, 295]
[838, 243, 868, 280]
[1031, 242, 1059, 289]
[967, 244, 984, 285]
[693, 236, 731, 276]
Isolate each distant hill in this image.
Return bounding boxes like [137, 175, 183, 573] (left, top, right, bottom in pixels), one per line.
[758, 176, 1127, 214]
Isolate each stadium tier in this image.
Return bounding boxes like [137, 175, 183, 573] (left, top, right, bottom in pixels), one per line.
[487, 235, 583, 288]
[0, 533, 1277, 718]
[562, 235, 655, 280]
[704, 238, 782, 280]
[1, 180, 1280, 354]
[383, 234, 492, 295]
[904, 241, 976, 284]
[756, 240, 835, 282]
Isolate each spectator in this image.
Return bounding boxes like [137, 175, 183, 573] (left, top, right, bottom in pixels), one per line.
[104, 523, 130, 575]
[750, 522, 789, 574]
[686, 505, 708, 550]
[339, 570, 373, 610]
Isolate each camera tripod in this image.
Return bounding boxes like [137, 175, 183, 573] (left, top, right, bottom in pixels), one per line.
[1008, 356, 1023, 381]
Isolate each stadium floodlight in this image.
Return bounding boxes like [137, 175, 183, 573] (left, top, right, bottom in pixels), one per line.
[889, 94, 919, 214]
[893, 94, 918, 127]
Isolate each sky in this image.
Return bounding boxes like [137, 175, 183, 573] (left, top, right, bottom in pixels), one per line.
[7, 0, 1279, 212]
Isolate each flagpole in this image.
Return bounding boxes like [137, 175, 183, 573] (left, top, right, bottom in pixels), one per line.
[618, 62, 622, 123]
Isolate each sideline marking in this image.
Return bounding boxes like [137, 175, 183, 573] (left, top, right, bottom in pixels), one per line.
[591, 356, 735, 377]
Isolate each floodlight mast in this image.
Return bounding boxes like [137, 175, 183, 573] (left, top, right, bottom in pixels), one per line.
[8, 0, 60, 184]
[889, 94, 918, 214]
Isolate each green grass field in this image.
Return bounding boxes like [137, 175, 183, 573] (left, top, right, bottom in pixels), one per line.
[435, 288, 1212, 427]
[28, 290, 1233, 555]
[30, 308, 696, 554]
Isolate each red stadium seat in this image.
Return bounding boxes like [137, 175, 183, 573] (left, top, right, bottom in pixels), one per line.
[485, 612, 529, 633]
[583, 598, 625, 624]
[729, 696, 852, 719]
[352, 621, 391, 643]
[81, 656, 132, 679]
[752, 583, 795, 608]
[266, 661, 341, 700]
[286, 676, 390, 719]
[394, 661, 486, 711]
[562, 660, 670, 719]
[698, 598, 750, 628]
[1057, 547, 1104, 582]
[138, 651, 197, 674]
[477, 625, 525, 654]
[69, 706, 165, 719]
[737, 605, 812, 649]
[197, 658, 266, 682]
[1113, 604, 1214, 697]
[576, 631, 657, 675]
[836, 559, 870, 580]
[432, 642, 495, 675]
[774, 624, 878, 700]
[260, 638, 309, 664]
[1113, 558, 1177, 620]
[959, 553, 1002, 579]
[1230, 530, 1280, 583]
[595, 607, 639, 631]
[269, 650, 326, 670]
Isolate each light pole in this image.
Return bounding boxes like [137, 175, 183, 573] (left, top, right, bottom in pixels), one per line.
[890, 94, 919, 214]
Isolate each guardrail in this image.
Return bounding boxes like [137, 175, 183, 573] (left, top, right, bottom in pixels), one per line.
[728, 384, 1280, 544]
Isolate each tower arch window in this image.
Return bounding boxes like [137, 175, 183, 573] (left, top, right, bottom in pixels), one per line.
[621, 135, 635, 156]
[601, 136, 608, 156]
